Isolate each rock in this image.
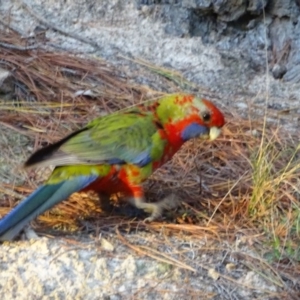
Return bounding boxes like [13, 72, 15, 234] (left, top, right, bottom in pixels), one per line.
[225, 263, 236, 272]
[134, 0, 300, 78]
[247, 0, 268, 14]
[0, 68, 14, 96]
[181, 0, 211, 9]
[213, 0, 247, 22]
[208, 268, 220, 280]
[100, 237, 115, 252]
[269, 18, 293, 56]
[267, 0, 299, 18]
[283, 65, 300, 82]
[272, 63, 287, 79]
[161, 6, 192, 37]
[23, 227, 40, 240]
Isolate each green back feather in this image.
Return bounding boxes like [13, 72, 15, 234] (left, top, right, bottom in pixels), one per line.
[26, 111, 167, 168]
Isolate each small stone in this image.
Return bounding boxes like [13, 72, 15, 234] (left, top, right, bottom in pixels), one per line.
[24, 227, 40, 240]
[251, 129, 259, 137]
[225, 263, 236, 272]
[100, 237, 115, 252]
[0, 68, 14, 95]
[208, 268, 220, 280]
[272, 64, 287, 79]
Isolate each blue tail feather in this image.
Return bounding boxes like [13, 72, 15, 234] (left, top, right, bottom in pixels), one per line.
[0, 175, 97, 241]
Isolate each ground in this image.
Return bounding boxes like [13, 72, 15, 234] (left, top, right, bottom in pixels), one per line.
[0, 0, 299, 299]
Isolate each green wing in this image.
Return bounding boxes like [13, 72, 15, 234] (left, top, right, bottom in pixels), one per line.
[25, 112, 167, 168]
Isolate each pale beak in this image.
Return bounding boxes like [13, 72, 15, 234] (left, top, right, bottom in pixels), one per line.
[209, 127, 221, 141]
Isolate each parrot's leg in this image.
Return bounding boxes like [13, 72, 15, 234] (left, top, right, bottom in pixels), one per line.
[98, 193, 113, 212]
[128, 193, 181, 222]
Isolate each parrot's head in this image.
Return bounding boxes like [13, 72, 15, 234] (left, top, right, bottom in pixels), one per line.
[156, 94, 225, 143]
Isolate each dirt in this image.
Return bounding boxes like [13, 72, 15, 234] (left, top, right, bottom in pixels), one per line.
[0, 234, 280, 299]
[0, 0, 299, 299]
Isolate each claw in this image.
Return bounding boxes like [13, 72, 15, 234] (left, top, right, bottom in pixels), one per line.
[128, 193, 181, 222]
[143, 216, 156, 223]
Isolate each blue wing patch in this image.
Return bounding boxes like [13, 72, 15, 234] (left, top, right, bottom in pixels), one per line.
[107, 151, 152, 167]
[131, 151, 152, 167]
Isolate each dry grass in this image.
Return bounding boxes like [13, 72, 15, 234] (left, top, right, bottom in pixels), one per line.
[0, 29, 299, 296]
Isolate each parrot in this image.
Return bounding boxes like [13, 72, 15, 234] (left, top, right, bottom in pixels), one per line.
[0, 94, 225, 241]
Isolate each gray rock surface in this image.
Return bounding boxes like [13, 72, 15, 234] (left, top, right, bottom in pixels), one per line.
[0, 0, 299, 111]
[0, 236, 280, 299]
[136, 0, 300, 83]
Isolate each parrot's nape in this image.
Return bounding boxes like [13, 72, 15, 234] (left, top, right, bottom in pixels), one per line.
[0, 94, 225, 241]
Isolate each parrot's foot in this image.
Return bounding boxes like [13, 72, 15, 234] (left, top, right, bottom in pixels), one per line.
[129, 194, 181, 222]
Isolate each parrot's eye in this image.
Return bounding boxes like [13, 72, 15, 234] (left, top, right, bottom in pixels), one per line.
[202, 112, 211, 122]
